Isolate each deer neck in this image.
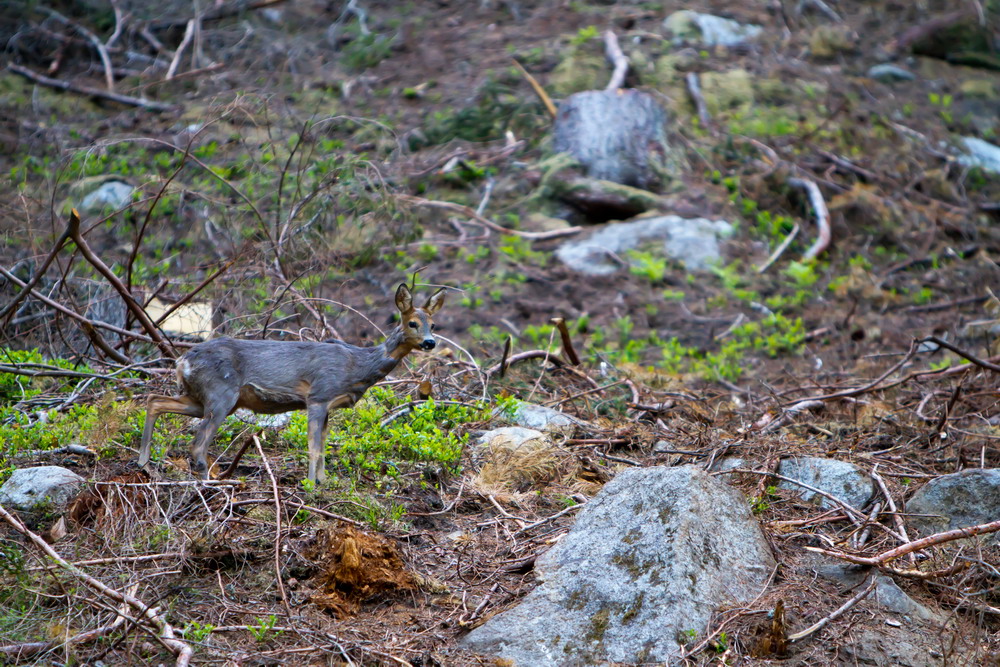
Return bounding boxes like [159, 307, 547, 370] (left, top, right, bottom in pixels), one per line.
[382, 325, 417, 362]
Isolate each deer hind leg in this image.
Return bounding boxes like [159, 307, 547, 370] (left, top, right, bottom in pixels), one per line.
[190, 391, 239, 479]
[139, 394, 204, 467]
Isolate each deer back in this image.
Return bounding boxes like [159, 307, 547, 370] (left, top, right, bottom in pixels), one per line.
[178, 338, 399, 412]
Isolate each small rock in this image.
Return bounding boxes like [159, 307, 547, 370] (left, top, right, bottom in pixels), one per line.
[77, 178, 135, 214]
[523, 212, 572, 232]
[652, 439, 675, 453]
[709, 456, 747, 473]
[776, 457, 873, 510]
[809, 25, 857, 59]
[956, 136, 1000, 173]
[663, 10, 763, 47]
[234, 409, 291, 428]
[959, 79, 998, 99]
[549, 51, 610, 96]
[497, 401, 584, 436]
[0, 466, 85, 510]
[556, 215, 733, 275]
[699, 68, 755, 115]
[867, 64, 916, 83]
[807, 554, 945, 623]
[906, 469, 1000, 542]
[476, 426, 548, 449]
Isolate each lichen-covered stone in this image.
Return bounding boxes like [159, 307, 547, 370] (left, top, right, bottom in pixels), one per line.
[461, 466, 775, 665]
[906, 469, 1000, 541]
[777, 457, 873, 510]
[0, 466, 85, 510]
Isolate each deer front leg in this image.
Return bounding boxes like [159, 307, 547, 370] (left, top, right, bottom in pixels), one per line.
[306, 394, 355, 483]
[139, 394, 204, 467]
[306, 402, 331, 483]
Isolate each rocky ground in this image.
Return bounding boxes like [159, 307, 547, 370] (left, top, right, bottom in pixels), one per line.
[1, 0, 1000, 665]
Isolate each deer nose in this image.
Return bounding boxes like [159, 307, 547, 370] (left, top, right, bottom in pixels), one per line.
[420, 339, 436, 351]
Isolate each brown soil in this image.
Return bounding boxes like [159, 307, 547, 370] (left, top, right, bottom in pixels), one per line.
[1, 0, 1000, 665]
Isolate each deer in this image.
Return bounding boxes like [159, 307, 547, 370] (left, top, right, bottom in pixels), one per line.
[138, 284, 445, 483]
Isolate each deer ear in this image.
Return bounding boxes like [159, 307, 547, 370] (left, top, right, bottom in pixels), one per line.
[395, 284, 413, 313]
[424, 288, 445, 315]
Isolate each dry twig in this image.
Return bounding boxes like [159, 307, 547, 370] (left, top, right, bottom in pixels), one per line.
[398, 195, 580, 240]
[0, 503, 192, 665]
[685, 72, 711, 128]
[603, 30, 629, 91]
[8, 64, 175, 111]
[788, 177, 831, 261]
[806, 518, 1000, 566]
[788, 577, 877, 642]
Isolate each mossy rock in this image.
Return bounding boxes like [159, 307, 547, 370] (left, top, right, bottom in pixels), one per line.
[699, 68, 754, 116]
[652, 52, 698, 85]
[809, 25, 857, 59]
[960, 78, 999, 99]
[550, 51, 609, 96]
[755, 77, 798, 106]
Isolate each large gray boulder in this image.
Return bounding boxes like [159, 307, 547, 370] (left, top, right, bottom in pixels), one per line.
[461, 466, 775, 665]
[0, 466, 85, 510]
[552, 89, 675, 190]
[556, 215, 733, 275]
[906, 469, 1000, 541]
[777, 457, 873, 510]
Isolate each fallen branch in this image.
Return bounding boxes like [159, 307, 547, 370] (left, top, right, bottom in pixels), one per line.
[757, 223, 800, 273]
[253, 434, 291, 617]
[788, 577, 876, 642]
[398, 195, 580, 240]
[550, 317, 581, 365]
[0, 266, 168, 359]
[603, 30, 629, 91]
[486, 349, 568, 377]
[0, 503, 192, 665]
[0, 589, 130, 659]
[7, 64, 176, 112]
[0, 363, 126, 381]
[13, 444, 96, 458]
[718, 468, 870, 525]
[149, 0, 289, 30]
[0, 221, 75, 325]
[65, 209, 178, 358]
[917, 336, 1000, 374]
[166, 19, 196, 80]
[783, 341, 917, 408]
[685, 72, 711, 128]
[795, 0, 842, 22]
[788, 177, 831, 261]
[871, 465, 915, 565]
[38, 5, 116, 91]
[511, 58, 557, 119]
[805, 518, 1000, 566]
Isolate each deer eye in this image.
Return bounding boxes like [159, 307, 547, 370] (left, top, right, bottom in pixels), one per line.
[408, 321, 418, 329]
[430, 323, 436, 331]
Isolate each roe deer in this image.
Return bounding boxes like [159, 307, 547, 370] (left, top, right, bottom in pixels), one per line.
[138, 284, 445, 482]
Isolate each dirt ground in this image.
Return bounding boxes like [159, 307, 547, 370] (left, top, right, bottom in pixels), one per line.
[1, 0, 1000, 665]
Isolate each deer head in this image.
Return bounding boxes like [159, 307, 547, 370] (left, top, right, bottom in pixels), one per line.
[395, 283, 445, 352]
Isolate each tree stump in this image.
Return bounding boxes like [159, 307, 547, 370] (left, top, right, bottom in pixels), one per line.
[552, 89, 677, 191]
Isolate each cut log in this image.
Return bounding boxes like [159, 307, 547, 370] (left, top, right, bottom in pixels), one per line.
[552, 89, 678, 191]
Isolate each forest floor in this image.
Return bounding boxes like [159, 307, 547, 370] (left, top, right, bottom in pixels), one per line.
[1, 0, 1000, 664]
